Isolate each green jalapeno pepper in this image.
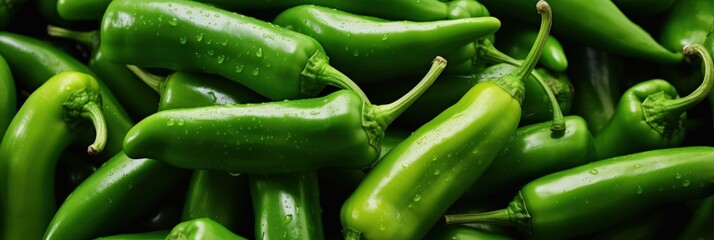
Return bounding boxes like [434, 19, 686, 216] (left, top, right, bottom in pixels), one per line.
[458, 116, 595, 206]
[273, 5, 501, 84]
[57, 0, 111, 21]
[569, 46, 624, 135]
[340, 2, 553, 239]
[479, 0, 681, 64]
[659, 0, 714, 54]
[495, 22, 568, 72]
[445, 146, 714, 240]
[0, 71, 107, 240]
[181, 170, 250, 235]
[0, 31, 133, 161]
[123, 57, 447, 174]
[0, 54, 14, 142]
[46, 26, 161, 122]
[595, 44, 713, 159]
[101, 0, 368, 101]
[167, 218, 247, 240]
[96, 230, 170, 240]
[44, 152, 190, 240]
[250, 171, 324, 240]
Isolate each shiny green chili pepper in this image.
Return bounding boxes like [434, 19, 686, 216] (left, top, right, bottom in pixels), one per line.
[611, 0, 677, 16]
[479, 0, 682, 64]
[273, 5, 501, 84]
[444, 146, 714, 240]
[569, 47, 623, 135]
[123, 57, 447, 174]
[594, 44, 713, 160]
[57, 0, 111, 21]
[445, 0, 490, 19]
[0, 54, 14, 142]
[0, 71, 107, 240]
[340, 2, 554, 239]
[458, 116, 595, 205]
[46, 26, 161, 122]
[101, 0, 368, 102]
[495, 22, 568, 72]
[182, 170, 250, 235]
[95, 230, 170, 240]
[167, 218, 247, 240]
[250, 171, 324, 239]
[659, 0, 714, 53]
[0, 31, 133, 161]
[43, 152, 190, 240]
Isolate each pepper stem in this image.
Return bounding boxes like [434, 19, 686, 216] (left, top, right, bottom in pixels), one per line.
[319, 64, 371, 104]
[374, 56, 448, 126]
[444, 209, 514, 225]
[658, 44, 714, 115]
[126, 65, 165, 93]
[83, 102, 107, 155]
[481, 43, 565, 131]
[46, 25, 100, 50]
[513, 0, 552, 82]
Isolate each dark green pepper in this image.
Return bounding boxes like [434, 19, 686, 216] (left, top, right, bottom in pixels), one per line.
[0, 54, 14, 142]
[445, 146, 714, 240]
[659, 0, 714, 53]
[57, 0, 111, 21]
[495, 22, 568, 72]
[594, 44, 713, 159]
[182, 170, 250, 235]
[0, 31, 133, 161]
[123, 57, 447, 174]
[479, 0, 682, 64]
[340, 2, 554, 239]
[426, 225, 515, 240]
[250, 171, 324, 240]
[167, 218, 247, 240]
[0, 71, 107, 240]
[677, 196, 714, 240]
[96, 230, 170, 240]
[100, 0, 368, 101]
[273, 5, 501, 84]
[46, 26, 161, 122]
[569, 47, 624, 135]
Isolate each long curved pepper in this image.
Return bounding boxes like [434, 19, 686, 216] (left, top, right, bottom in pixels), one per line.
[123, 57, 447, 174]
[594, 43, 714, 160]
[340, 1, 552, 239]
[100, 0, 369, 102]
[0, 71, 107, 240]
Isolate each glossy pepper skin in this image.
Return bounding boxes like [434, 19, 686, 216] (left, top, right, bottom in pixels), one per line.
[0, 71, 107, 240]
[0, 54, 14, 141]
[459, 116, 595, 204]
[250, 171, 324, 240]
[569, 47, 623, 135]
[340, 2, 554, 239]
[124, 58, 447, 174]
[95, 230, 169, 240]
[57, 0, 111, 21]
[479, 0, 681, 64]
[496, 23, 568, 72]
[445, 147, 714, 240]
[595, 44, 713, 159]
[659, 0, 714, 53]
[101, 0, 367, 101]
[46, 26, 160, 122]
[43, 152, 190, 240]
[0, 32, 133, 160]
[273, 5, 501, 84]
[167, 218, 246, 240]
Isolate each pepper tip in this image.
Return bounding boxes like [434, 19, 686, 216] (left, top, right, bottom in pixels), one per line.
[536, 0, 550, 13]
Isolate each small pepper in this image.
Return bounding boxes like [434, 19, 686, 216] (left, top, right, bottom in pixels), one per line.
[0, 71, 107, 240]
[594, 44, 713, 159]
[495, 22, 568, 72]
[101, 0, 368, 101]
[123, 57, 447, 174]
[444, 146, 714, 240]
[340, 2, 554, 239]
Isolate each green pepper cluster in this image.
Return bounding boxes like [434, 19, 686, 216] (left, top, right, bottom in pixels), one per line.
[0, 0, 713, 239]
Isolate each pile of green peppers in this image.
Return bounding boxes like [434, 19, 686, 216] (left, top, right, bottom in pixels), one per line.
[1, 0, 714, 239]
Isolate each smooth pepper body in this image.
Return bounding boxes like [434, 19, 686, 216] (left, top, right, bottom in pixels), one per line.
[0, 54, 14, 142]
[167, 218, 246, 240]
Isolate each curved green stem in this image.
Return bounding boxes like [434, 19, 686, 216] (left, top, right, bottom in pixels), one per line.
[46, 25, 100, 50]
[659, 44, 714, 115]
[513, 0, 552, 82]
[319, 64, 371, 104]
[444, 209, 513, 225]
[374, 56, 448, 126]
[480, 44, 521, 66]
[126, 65, 165, 93]
[83, 102, 107, 155]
